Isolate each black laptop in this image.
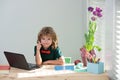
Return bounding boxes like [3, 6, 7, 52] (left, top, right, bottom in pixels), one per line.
[4, 51, 40, 70]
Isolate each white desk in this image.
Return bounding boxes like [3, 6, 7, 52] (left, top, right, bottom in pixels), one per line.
[0, 65, 109, 80]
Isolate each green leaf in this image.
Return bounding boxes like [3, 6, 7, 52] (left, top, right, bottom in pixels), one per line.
[84, 20, 102, 52]
[93, 45, 102, 51]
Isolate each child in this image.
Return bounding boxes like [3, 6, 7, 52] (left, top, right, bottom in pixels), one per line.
[34, 26, 64, 66]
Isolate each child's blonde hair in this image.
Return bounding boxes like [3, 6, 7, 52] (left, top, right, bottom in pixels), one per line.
[37, 26, 58, 49]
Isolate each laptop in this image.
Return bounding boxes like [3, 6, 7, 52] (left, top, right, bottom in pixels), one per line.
[4, 51, 40, 70]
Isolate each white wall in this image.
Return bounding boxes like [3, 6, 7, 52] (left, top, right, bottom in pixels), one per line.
[105, 0, 115, 79]
[0, 0, 85, 64]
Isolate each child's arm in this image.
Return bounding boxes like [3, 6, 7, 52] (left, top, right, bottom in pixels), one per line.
[42, 56, 64, 65]
[35, 41, 42, 66]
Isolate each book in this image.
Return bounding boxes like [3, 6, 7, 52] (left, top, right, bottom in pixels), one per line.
[0, 65, 10, 74]
[54, 63, 74, 71]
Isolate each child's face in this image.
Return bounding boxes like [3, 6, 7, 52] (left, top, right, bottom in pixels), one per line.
[40, 35, 52, 49]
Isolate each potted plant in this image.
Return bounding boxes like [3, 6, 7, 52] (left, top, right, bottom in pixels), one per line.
[80, 6, 103, 67]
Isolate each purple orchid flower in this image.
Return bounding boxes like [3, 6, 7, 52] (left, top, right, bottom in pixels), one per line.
[91, 16, 97, 21]
[97, 12, 102, 17]
[88, 7, 94, 12]
[93, 11, 98, 16]
[96, 7, 102, 13]
[88, 6, 103, 21]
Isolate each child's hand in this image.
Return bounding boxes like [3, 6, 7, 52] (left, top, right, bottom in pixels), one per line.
[37, 41, 41, 50]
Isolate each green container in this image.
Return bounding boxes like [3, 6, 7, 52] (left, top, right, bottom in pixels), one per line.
[64, 57, 71, 64]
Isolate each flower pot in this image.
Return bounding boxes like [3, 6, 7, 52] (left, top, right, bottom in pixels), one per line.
[87, 62, 104, 74]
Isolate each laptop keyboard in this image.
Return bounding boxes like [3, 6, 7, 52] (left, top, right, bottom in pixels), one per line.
[28, 63, 37, 68]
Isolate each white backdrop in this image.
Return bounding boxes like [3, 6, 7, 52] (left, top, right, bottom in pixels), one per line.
[0, 0, 86, 64]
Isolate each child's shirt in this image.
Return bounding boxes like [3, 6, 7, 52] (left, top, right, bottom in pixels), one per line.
[34, 46, 62, 62]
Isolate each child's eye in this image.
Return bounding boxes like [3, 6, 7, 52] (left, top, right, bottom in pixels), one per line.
[48, 38, 51, 40]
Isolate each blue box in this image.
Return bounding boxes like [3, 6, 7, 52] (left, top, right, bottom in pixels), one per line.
[54, 66, 64, 70]
[54, 64, 74, 71]
[87, 62, 104, 74]
[65, 65, 74, 70]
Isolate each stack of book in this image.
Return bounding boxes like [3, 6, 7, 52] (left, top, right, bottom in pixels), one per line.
[0, 65, 10, 74]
